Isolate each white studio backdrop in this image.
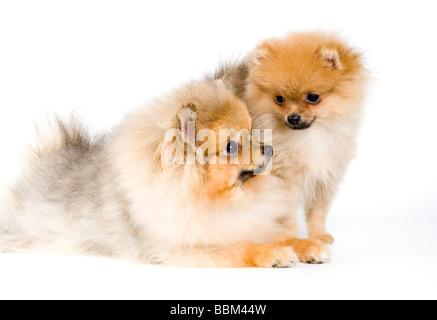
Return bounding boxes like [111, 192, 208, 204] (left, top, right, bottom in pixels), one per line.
[0, 0, 436, 300]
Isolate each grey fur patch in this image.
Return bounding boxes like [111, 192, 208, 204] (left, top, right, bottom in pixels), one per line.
[209, 61, 249, 99]
[0, 117, 147, 261]
[31, 115, 105, 160]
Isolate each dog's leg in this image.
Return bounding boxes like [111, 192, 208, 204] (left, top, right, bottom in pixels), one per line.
[274, 234, 331, 264]
[304, 181, 336, 244]
[161, 242, 299, 268]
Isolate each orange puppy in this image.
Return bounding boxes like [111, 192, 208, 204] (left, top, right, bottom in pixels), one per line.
[215, 31, 369, 248]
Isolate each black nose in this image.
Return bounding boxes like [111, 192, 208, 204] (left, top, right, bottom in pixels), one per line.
[287, 114, 301, 126]
[262, 145, 273, 158]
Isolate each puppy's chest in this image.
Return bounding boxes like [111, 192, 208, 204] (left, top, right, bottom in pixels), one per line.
[273, 128, 352, 183]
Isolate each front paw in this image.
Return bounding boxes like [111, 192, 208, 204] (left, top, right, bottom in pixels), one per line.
[315, 233, 335, 245]
[270, 247, 299, 268]
[249, 244, 299, 268]
[291, 238, 331, 264]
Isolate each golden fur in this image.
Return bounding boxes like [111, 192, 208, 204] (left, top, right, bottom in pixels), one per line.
[216, 31, 369, 245]
[0, 78, 331, 267]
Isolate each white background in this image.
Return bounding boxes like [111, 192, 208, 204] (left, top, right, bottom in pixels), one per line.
[0, 0, 436, 300]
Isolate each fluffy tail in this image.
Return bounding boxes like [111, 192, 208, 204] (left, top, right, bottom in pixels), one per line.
[0, 187, 18, 252]
[29, 115, 98, 160]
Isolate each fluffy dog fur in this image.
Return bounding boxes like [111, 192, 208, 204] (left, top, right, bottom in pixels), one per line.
[0, 79, 330, 267]
[214, 31, 368, 244]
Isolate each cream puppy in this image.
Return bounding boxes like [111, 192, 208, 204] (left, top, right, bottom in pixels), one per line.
[0, 79, 330, 267]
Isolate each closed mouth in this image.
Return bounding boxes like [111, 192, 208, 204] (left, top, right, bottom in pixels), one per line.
[286, 117, 317, 130]
[238, 170, 256, 184]
[238, 160, 270, 185]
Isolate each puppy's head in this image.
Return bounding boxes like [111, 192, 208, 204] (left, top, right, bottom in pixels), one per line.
[162, 81, 273, 200]
[246, 31, 368, 130]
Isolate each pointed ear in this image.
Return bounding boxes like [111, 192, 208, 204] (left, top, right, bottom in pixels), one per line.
[247, 42, 273, 67]
[318, 46, 343, 69]
[176, 103, 197, 145]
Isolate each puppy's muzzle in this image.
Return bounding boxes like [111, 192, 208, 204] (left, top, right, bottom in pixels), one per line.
[262, 144, 273, 159]
[286, 114, 316, 130]
[253, 144, 273, 176]
[239, 144, 273, 184]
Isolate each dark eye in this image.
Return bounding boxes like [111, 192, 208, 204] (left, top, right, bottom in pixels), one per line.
[226, 141, 239, 155]
[275, 95, 286, 105]
[306, 94, 320, 104]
